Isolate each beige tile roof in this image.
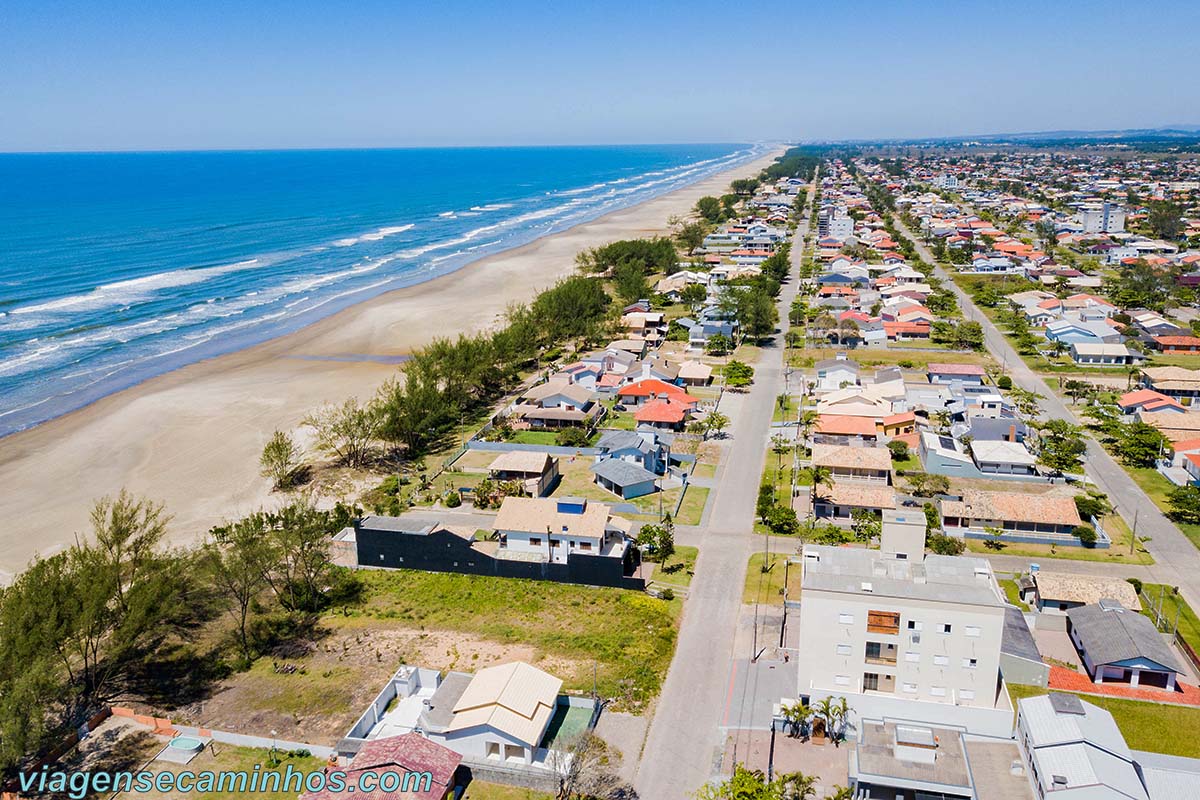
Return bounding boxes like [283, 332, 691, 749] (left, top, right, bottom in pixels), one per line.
[493, 496, 613, 540]
[448, 661, 563, 746]
[1143, 366, 1200, 387]
[812, 443, 892, 472]
[1140, 411, 1200, 442]
[826, 482, 897, 509]
[522, 381, 593, 406]
[489, 451, 556, 475]
[940, 489, 1081, 526]
[1033, 572, 1141, 610]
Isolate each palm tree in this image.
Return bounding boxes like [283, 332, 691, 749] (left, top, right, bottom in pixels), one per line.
[777, 772, 817, 800]
[827, 787, 854, 800]
[802, 465, 834, 517]
[781, 699, 812, 739]
[830, 696, 851, 745]
[812, 696, 835, 743]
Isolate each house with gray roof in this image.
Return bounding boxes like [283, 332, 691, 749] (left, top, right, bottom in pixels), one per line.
[590, 458, 658, 500]
[1067, 602, 1183, 691]
[594, 429, 667, 475]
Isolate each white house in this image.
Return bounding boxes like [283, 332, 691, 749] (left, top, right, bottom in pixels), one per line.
[493, 496, 630, 564]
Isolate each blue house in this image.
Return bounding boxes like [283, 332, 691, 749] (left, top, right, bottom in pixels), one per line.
[594, 429, 667, 475]
[590, 459, 658, 500]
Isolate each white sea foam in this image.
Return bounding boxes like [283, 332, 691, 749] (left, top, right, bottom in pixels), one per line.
[331, 223, 414, 247]
[469, 203, 514, 212]
[5, 259, 262, 318]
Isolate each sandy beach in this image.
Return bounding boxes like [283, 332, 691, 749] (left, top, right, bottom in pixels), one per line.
[0, 150, 781, 581]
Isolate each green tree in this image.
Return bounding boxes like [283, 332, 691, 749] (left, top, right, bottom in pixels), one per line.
[1168, 485, 1200, 524]
[725, 360, 755, 388]
[303, 397, 382, 468]
[1118, 422, 1168, 467]
[260, 429, 303, 490]
[203, 519, 271, 664]
[705, 333, 733, 355]
[674, 221, 708, 254]
[1036, 418, 1087, 474]
[887, 440, 910, 461]
[679, 283, 708, 308]
[764, 504, 800, 536]
[1146, 201, 1184, 240]
[695, 196, 724, 223]
[850, 509, 881, 544]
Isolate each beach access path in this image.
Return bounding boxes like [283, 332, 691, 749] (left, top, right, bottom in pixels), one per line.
[634, 183, 814, 800]
[0, 150, 784, 583]
[887, 206, 1200, 614]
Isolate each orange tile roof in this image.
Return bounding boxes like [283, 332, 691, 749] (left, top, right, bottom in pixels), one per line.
[816, 415, 878, 437]
[634, 397, 692, 424]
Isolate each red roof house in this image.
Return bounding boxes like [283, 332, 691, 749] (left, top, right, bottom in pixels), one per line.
[302, 734, 461, 800]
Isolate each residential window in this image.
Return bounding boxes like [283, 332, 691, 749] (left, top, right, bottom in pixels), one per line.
[839, 613, 854, 625]
[965, 625, 981, 638]
[835, 675, 850, 686]
[836, 644, 852, 656]
[908, 620, 923, 631]
[960, 689, 976, 701]
[867, 610, 901, 634]
[931, 686, 947, 697]
[940, 623, 952, 634]
[963, 658, 978, 669]
[904, 651, 920, 663]
[530, 537, 542, 547]
[579, 542, 592, 551]
[902, 683, 918, 694]
[933, 655, 949, 666]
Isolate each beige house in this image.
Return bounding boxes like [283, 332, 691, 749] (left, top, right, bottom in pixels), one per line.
[488, 451, 560, 497]
[492, 496, 631, 564]
[1030, 571, 1141, 615]
[812, 443, 893, 483]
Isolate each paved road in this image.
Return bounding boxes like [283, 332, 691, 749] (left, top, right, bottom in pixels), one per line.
[886, 206, 1200, 609]
[634, 189, 814, 799]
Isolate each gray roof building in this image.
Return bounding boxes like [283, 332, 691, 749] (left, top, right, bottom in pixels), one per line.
[1067, 602, 1182, 675]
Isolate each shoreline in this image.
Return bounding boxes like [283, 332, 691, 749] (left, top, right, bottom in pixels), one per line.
[0, 148, 783, 580]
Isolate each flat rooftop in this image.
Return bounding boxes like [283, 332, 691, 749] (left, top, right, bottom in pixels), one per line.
[801, 546, 1005, 607]
[851, 721, 972, 793]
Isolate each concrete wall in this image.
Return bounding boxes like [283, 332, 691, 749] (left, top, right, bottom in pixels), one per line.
[807, 684, 1015, 740]
[1000, 653, 1050, 689]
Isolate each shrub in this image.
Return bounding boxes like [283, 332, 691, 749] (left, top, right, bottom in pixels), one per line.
[659, 588, 675, 601]
[556, 427, 591, 448]
[887, 440, 910, 461]
[444, 491, 462, 508]
[1126, 577, 1144, 596]
[1073, 524, 1098, 547]
[927, 532, 965, 555]
[997, 375, 1013, 390]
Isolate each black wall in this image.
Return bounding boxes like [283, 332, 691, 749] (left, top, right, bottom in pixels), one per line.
[353, 525, 645, 591]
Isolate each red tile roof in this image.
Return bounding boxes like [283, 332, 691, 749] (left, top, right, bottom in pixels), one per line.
[816, 414, 878, 436]
[617, 379, 698, 403]
[301, 733, 461, 800]
[635, 397, 693, 424]
[1156, 335, 1200, 348]
[1118, 388, 1182, 410]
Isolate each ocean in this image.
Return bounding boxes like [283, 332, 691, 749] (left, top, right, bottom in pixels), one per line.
[0, 143, 765, 436]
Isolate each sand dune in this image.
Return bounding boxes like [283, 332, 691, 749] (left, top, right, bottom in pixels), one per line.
[0, 150, 782, 581]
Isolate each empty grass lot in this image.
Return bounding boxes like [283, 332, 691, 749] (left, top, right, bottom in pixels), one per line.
[462, 783, 554, 800]
[1141, 583, 1200, 655]
[998, 578, 1030, 612]
[743, 551, 802, 605]
[648, 545, 698, 590]
[1126, 466, 1200, 549]
[965, 514, 1153, 566]
[139, 746, 325, 800]
[1005, 684, 1200, 758]
[348, 569, 680, 708]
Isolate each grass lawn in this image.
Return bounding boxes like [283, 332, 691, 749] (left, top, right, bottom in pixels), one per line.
[509, 430, 562, 446]
[1141, 583, 1200, 655]
[1005, 684, 1200, 758]
[891, 453, 921, 473]
[998, 578, 1030, 612]
[674, 484, 710, 525]
[141, 746, 325, 800]
[691, 461, 717, 480]
[790, 346, 993, 370]
[349, 569, 680, 708]
[964, 514, 1154, 566]
[743, 550, 802, 605]
[649, 545, 698, 589]
[1126, 466, 1200, 549]
[462, 782, 554, 800]
[600, 400, 639, 431]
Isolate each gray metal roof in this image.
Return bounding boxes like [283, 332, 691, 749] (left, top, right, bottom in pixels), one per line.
[1067, 604, 1182, 673]
[1002, 605, 1043, 663]
[357, 515, 436, 535]
[590, 458, 657, 487]
[420, 671, 473, 732]
[595, 430, 652, 455]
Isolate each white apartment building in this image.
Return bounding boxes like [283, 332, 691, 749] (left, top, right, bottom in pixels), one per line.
[795, 509, 1014, 737]
[933, 173, 959, 190]
[1076, 201, 1126, 234]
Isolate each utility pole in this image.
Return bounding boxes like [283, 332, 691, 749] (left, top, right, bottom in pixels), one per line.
[1130, 506, 1140, 556]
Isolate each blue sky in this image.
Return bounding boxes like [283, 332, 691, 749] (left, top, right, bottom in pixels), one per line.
[2, 0, 1197, 151]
